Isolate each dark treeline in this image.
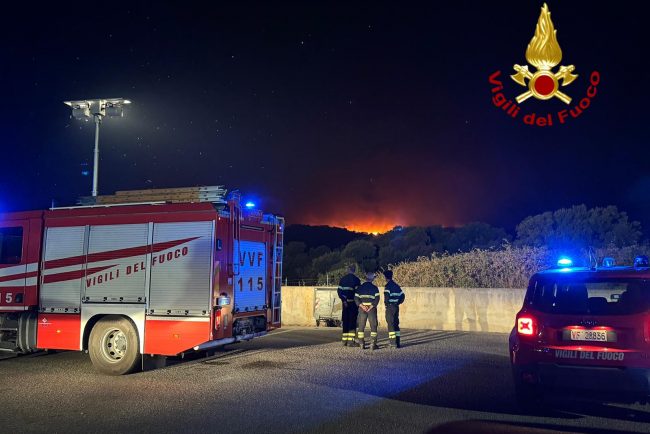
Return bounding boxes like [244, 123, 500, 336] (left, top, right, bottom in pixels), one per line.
[283, 205, 643, 284]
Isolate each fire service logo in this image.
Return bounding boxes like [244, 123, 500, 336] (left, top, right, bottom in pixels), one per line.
[489, 3, 600, 126]
[511, 3, 577, 104]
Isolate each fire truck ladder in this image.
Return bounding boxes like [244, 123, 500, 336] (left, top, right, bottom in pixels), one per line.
[74, 185, 228, 207]
[271, 217, 284, 325]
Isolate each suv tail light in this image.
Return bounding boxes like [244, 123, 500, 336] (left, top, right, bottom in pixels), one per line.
[517, 315, 536, 337]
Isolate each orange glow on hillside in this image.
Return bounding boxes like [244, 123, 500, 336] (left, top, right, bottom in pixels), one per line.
[299, 213, 457, 235]
[301, 214, 402, 235]
[344, 222, 397, 235]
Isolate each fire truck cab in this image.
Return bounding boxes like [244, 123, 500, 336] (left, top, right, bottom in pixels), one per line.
[0, 187, 284, 375]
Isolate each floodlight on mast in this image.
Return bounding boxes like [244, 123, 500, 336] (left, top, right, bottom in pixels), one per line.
[63, 98, 131, 197]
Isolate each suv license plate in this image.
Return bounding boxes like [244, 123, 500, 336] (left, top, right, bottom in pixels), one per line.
[570, 330, 607, 342]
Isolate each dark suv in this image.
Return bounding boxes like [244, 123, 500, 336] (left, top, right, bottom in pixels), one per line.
[510, 258, 650, 406]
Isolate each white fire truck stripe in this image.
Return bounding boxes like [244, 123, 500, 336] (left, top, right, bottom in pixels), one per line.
[146, 316, 210, 322]
[26, 263, 38, 273]
[0, 279, 28, 287]
[0, 306, 29, 311]
[0, 264, 30, 278]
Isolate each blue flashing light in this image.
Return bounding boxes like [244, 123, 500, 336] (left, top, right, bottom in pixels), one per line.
[557, 257, 573, 267]
[602, 257, 615, 268]
[245, 201, 255, 209]
[634, 255, 649, 268]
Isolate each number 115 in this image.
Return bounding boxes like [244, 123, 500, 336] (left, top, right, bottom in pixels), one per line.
[237, 277, 264, 291]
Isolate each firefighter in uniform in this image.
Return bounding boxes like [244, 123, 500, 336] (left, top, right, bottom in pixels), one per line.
[383, 270, 405, 348]
[337, 265, 361, 347]
[355, 271, 380, 350]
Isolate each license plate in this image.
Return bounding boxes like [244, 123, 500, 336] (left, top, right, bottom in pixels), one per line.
[569, 330, 607, 342]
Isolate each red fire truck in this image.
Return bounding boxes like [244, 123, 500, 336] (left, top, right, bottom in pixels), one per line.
[0, 186, 284, 375]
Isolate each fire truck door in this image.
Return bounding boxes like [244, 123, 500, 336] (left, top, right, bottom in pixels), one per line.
[233, 240, 266, 312]
[0, 220, 30, 311]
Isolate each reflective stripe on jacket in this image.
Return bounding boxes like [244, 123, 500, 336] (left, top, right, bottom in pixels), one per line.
[355, 282, 380, 307]
[337, 273, 361, 302]
[383, 280, 405, 305]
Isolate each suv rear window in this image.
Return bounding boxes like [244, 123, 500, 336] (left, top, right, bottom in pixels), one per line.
[528, 277, 650, 315]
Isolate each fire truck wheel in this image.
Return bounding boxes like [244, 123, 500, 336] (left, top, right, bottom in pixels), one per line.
[89, 316, 140, 375]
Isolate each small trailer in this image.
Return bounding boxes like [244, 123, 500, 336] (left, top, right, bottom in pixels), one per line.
[313, 287, 342, 327]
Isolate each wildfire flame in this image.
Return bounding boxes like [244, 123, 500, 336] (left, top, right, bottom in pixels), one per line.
[344, 222, 395, 235]
[525, 3, 562, 71]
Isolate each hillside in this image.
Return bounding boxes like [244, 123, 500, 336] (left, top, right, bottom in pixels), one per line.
[284, 224, 367, 250]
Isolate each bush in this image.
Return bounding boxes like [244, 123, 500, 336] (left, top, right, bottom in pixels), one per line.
[385, 244, 650, 288]
[515, 205, 642, 249]
[312, 251, 342, 275]
[317, 264, 357, 286]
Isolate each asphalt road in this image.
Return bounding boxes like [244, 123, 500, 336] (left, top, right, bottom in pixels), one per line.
[1, 328, 649, 434]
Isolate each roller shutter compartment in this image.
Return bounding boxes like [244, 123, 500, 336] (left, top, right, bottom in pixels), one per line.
[40, 226, 87, 312]
[84, 224, 149, 303]
[149, 221, 214, 316]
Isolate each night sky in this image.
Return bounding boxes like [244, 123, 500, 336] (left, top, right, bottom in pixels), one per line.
[1, 1, 648, 233]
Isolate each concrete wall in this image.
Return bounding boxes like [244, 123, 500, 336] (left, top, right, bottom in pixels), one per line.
[281, 286, 526, 333]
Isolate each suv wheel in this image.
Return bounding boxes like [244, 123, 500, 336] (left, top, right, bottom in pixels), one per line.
[514, 379, 544, 411]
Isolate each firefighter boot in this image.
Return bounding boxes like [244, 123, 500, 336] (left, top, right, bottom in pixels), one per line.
[348, 339, 360, 348]
[395, 336, 401, 349]
[371, 337, 379, 351]
[358, 338, 366, 350]
[388, 337, 396, 348]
